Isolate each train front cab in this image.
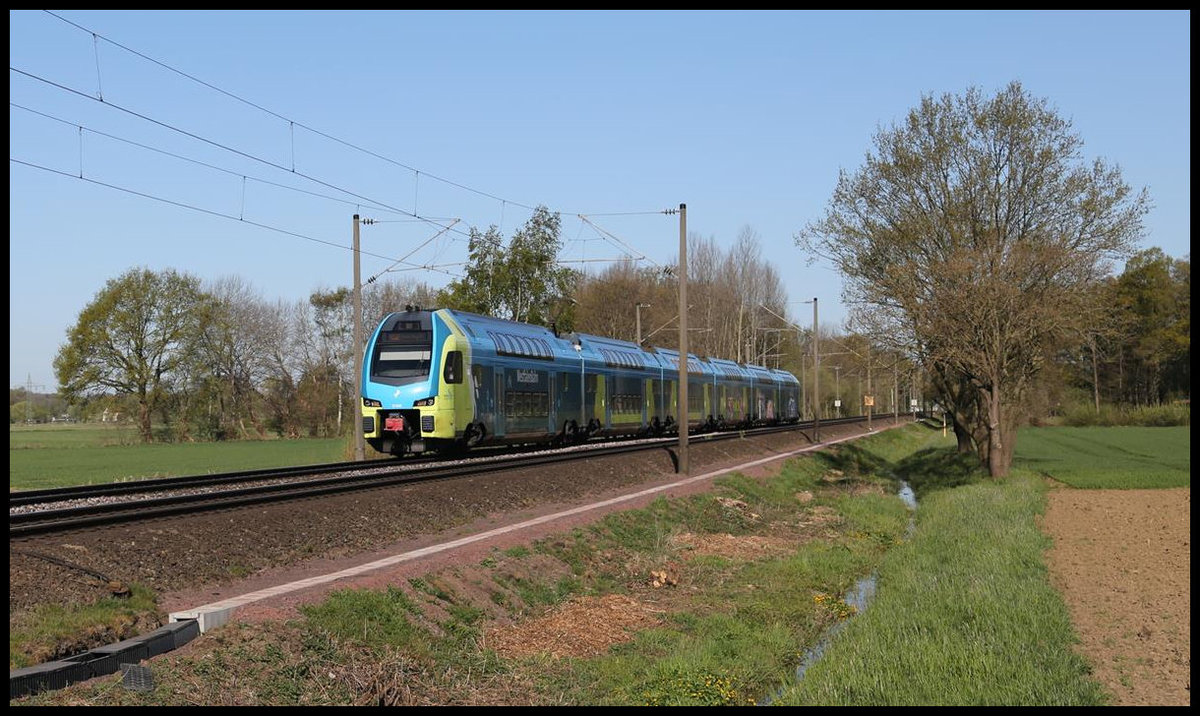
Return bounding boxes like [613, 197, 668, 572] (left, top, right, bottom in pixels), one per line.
[361, 310, 471, 456]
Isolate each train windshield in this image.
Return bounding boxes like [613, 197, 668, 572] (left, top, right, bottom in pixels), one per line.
[370, 329, 433, 385]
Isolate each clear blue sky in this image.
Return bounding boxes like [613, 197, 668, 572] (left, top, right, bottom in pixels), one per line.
[9, 10, 1191, 391]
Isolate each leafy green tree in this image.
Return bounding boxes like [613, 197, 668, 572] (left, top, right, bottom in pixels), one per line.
[797, 81, 1150, 476]
[1111, 249, 1190, 403]
[438, 206, 579, 329]
[54, 267, 212, 442]
[438, 225, 504, 316]
[1166, 254, 1190, 399]
[10, 400, 53, 423]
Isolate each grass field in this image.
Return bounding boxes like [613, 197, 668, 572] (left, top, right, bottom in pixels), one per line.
[1012, 425, 1190, 489]
[9, 423, 349, 491]
[10, 422, 146, 449]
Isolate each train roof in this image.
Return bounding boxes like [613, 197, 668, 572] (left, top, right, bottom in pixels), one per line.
[770, 368, 800, 385]
[442, 308, 592, 362]
[438, 308, 798, 381]
[706, 356, 751, 379]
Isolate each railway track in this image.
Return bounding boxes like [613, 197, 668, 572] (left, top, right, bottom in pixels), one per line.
[9, 417, 867, 539]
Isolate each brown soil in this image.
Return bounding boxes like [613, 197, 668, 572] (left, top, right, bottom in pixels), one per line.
[483, 593, 666, 660]
[1040, 485, 1190, 706]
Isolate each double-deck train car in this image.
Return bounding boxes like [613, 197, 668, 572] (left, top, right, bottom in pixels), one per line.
[360, 307, 800, 456]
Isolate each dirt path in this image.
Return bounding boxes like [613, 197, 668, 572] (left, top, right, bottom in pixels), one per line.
[1041, 486, 1190, 706]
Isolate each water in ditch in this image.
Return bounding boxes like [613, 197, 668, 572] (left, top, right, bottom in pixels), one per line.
[759, 479, 917, 705]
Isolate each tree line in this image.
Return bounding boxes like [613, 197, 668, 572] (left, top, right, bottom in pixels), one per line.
[46, 221, 1184, 457]
[47, 82, 1188, 480]
[46, 209, 801, 442]
[51, 270, 437, 443]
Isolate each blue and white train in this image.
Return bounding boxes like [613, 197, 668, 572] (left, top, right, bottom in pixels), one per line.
[360, 307, 801, 456]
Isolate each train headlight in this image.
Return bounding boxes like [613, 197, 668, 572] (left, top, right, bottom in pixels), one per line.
[413, 397, 436, 407]
[363, 397, 382, 408]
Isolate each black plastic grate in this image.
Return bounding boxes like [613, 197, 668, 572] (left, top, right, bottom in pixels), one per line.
[120, 663, 154, 692]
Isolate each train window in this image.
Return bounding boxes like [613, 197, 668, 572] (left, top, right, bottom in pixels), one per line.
[488, 331, 553, 360]
[371, 331, 433, 384]
[601, 349, 646, 370]
[612, 394, 641, 414]
[381, 329, 430, 344]
[443, 351, 463, 384]
[504, 390, 549, 417]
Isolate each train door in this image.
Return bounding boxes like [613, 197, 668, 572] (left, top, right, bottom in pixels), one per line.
[563, 370, 583, 431]
[662, 369, 672, 424]
[471, 364, 492, 433]
[593, 374, 606, 428]
[688, 379, 703, 427]
[548, 373, 557, 434]
[751, 378, 762, 421]
[505, 367, 549, 437]
[493, 369, 505, 437]
[668, 380, 677, 423]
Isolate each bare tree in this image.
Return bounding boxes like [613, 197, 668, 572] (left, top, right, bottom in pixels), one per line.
[193, 276, 280, 439]
[574, 260, 671, 343]
[260, 298, 303, 438]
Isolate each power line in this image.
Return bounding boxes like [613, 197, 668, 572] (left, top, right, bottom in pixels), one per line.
[16, 13, 679, 277]
[42, 9, 542, 213]
[11, 66, 470, 237]
[367, 219, 461, 283]
[578, 213, 671, 271]
[10, 157, 465, 279]
[12, 68, 644, 263]
[37, 11, 678, 228]
[10, 102, 411, 218]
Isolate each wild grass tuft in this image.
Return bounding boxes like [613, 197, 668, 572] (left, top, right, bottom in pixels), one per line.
[9, 583, 160, 670]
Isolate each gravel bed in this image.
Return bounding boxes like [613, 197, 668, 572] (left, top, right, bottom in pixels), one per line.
[8, 422, 874, 619]
[8, 435, 684, 516]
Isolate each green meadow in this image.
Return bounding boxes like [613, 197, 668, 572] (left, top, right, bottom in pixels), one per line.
[1012, 425, 1189, 489]
[10, 423, 347, 491]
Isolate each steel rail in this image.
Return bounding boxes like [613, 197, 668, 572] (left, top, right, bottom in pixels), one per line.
[10, 417, 869, 539]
